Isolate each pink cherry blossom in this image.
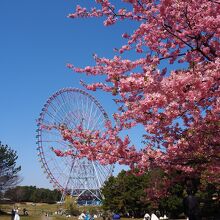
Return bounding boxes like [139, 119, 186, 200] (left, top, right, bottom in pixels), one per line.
[50, 0, 220, 197]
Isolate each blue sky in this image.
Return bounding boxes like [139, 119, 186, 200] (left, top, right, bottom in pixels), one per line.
[0, 0, 145, 189]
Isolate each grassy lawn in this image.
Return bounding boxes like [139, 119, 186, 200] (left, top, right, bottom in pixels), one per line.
[0, 203, 103, 215]
[0, 203, 142, 220]
[0, 203, 60, 216]
[0, 216, 76, 220]
[0, 203, 107, 220]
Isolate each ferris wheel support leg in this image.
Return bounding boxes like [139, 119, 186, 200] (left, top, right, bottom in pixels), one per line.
[60, 191, 66, 203]
[60, 157, 76, 203]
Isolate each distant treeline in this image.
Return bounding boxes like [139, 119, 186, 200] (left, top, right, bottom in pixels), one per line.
[4, 186, 61, 204]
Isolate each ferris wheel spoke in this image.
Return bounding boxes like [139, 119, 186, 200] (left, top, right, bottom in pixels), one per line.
[89, 113, 105, 132]
[84, 96, 90, 128]
[92, 109, 104, 131]
[41, 129, 61, 136]
[86, 99, 94, 130]
[80, 95, 86, 129]
[66, 90, 74, 112]
[62, 93, 79, 125]
[61, 92, 75, 124]
[47, 100, 68, 122]
[66, 111, 83, 128]
[47, 102, 62, 120]
[49, 160, 69, 179]
[93, 105, 100, 123]
[53, 96, 70, 122]
[75, 93, 80, 122]
[87, 105, 95, 129]
[40, 139, 72, 148]
[83, 96, 90, 130]
[44, 110, 63, 125]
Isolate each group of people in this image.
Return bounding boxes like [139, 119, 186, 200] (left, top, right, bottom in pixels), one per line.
[144, 212, 168, 220]
[144, 213, 157, 220]
[78, 212, 96, 220]
[11, 207, 29, 220]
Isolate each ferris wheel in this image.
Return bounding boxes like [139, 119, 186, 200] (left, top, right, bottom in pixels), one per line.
[36, 88, 114, 205]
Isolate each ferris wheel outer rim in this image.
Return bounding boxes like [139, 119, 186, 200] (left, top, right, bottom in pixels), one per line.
[36, 87, 114, 192]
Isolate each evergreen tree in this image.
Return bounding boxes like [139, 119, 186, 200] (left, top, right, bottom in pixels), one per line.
[101, 170, 150, 217]
[4, 186, 61, 203]
[0, 142, 21, 195]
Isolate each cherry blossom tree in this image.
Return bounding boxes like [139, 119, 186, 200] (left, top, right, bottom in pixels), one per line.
[48, 0, 220, 196]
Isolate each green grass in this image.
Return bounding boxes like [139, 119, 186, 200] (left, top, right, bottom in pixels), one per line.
[0, 203, 63, 216]
[0, 203, 143, 220]
[0, 203, 104, 220]
[0, 216, 75, 220]
[0, 203, 103, 214]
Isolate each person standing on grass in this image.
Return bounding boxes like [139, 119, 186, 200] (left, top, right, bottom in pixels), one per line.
[144, 212, 150, 220]
[14, 208, 20, 220]
[11, 207, 15, 220]
[151, 212, 159, 220]
[84, 212, 91, 220]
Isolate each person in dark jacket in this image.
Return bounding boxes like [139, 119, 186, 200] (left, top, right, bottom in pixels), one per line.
[183, 189, 201, 220]
[11, 208, 15, 220]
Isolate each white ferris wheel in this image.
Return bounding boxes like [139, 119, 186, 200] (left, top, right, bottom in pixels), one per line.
[36, 88, 114, 205]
